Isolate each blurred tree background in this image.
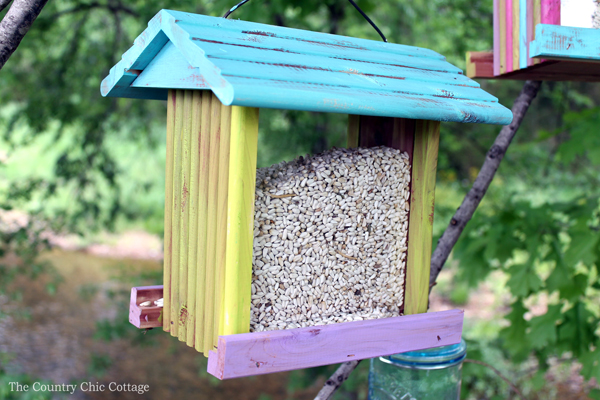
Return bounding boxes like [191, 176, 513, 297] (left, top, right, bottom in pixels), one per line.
[1, 0, 599, 399]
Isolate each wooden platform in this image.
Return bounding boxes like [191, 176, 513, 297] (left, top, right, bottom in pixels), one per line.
[129, 285, 164, 329]
[466, 51, 600, 81]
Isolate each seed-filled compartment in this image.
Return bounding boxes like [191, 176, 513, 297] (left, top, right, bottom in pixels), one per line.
[251, 146, 410, 332]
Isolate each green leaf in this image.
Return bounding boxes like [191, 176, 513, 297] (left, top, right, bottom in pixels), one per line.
[500, 300, 529, 361]
[506, 263, 542, 297]
[589, 388, 600, 400]
[580, 348, 600, 382]
[558, 273, 588, 301]
[565, 231, 598, 267]
[528, 304, 562, 349]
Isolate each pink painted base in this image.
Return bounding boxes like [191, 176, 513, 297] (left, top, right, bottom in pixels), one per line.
[207, 309, 464, 380]
[129, 285, 164, 329]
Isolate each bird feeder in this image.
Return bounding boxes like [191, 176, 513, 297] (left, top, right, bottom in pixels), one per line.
[466, 0, 600, 81]
[102, 9, 512, 379]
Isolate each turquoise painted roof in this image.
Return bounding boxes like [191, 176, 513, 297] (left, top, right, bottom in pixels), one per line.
[101, 9, 513, 125]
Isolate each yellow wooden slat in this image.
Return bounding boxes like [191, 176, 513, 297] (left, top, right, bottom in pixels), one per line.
[170, 90, 184, 337]
[404, 120, 440, 315]
[222, 106, 259, 335]
[163, 90, 175, 332]
[194, 90, 212, 352]
[203, 93, 222, 355]
[186, 90, 203, 346]
[500, 0, 507, 73]
[347, 114, 360, 148]
[533, 0, 541, 65]
[216, 103, 232, 338]
[177, 90, 193, 343]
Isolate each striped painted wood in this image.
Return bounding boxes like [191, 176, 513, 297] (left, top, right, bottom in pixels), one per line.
[185, 90, 202, 346]
[163, 90, 175, 332]
[520, 0, 528, 69]
[170, 90, 184, 338]
[506, 0, 514, 72]
[541, 0, 560, 24]
[101, 10, 512, 126]
[347, 115, 360, 149]
[530, 24, 600, 62]
[215, 103, 232, 340]
[405, 120, 440, 315]
[527, 0, 535, 66]
[500, 0, 507, 73]
[533, 0, 542, 64]
[513, 0, 520, 71]
[221, 106, 259, 336]
[204, 94, 222, 355]
[207, 309, 464, 380]
[194, 91, 212, 351]
[178, 90, 193, 343]
[494, 0, 501, 76]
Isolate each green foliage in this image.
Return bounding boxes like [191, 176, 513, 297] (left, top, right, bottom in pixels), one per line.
[0, 365, 54, 400]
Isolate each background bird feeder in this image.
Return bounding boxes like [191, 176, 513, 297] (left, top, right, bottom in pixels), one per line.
[466, 0, 600, 81]
[102, 9, 512, 379]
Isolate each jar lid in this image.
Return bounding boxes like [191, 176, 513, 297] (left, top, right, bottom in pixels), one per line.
[382, 339, 467, 370]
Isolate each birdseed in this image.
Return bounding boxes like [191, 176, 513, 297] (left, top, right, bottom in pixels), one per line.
[250, 146, 410, 332]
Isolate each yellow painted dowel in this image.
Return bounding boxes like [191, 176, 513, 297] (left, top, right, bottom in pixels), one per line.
[405, 120, 440, 315]
[163, 90, 175, 332]
[194, 90, 212, 352]
[500, 0, 507, 73]
[513, 0, 520, 71]
[186, 90, 203, 346]
[204, 94, 222, 355]
[170, 90, 185, 337]
[222, 106, 259, 335]
[216, 104, 232, 338]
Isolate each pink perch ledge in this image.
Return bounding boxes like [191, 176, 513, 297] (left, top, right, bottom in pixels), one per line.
[207, 309, 464, 379]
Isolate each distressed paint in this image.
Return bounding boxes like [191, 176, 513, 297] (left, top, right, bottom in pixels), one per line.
[494, 0, 501, 76]
[204, 93, 222, 355]
[207, 309, 464, 380]
[405, 120, 440, 315]
[534, 0, 542, 64]
[513, 0, 521, 71]
[347, 115, 360, 148]
[186, 90, 203, 346]
[500, 0, 508, 73]
[527, 0, 535, 66]
[215, 103, 232, 340]
[520, 0, 528, 68]
[169, 89, 184, 338]
[530, 24, 600, 61]
[466, 51, 495, 79]
[507, 0, 514, 72]
[542, 0, 561, 24]
[222, 106, 259, 336]
[194, 91, 212, 352]
[163, 90, 175, 332]
[101, 10, 512, 125]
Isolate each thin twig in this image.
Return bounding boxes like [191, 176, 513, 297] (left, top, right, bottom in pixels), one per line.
[314, 81, 542, 400]
[429, 80, 542, 289]
[464, 359, 526, 399]
[314, 361, 362, 400]
[269, 193, 296, 198]
[336, 251, 357, 260]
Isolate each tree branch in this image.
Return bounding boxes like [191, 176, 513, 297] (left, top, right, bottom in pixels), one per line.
[0, 0, 49, 70]
[0, 0, 13, 13]
[429, 80, 542, 289]
[314, 80, 542, 400]
[314, 360, 362, 400]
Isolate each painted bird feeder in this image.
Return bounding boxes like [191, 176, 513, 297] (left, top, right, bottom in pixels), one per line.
[102, 9, 512, 379]
[466, 0, 600, 81]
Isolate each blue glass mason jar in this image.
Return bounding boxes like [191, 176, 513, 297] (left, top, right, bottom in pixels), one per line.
[368, 339, 467, 400]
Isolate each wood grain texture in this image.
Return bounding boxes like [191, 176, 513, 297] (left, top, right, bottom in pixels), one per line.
[204, 93, 222, 356]
[405, 120, 440, 315]
[500, 0, 508, 73]
[207, 309, 464, 380]
[391, 118, 415, 159]
[494, 0, 501, 76]
[170, 89, 184, 338]
[530, 24, 600, 62]
[186, 90, 202, 346]
[130, 286, 164, 329]
[507, 0, 514, 72]
[533, 0, 542, 64]
[527, 0, 534, 66]
[195, 90, 212, 352]
[346, 115, 360, 149]
[215, 103, 232, 340]
[221, 106, 259, 336]
[513, 0, 520, 71]
[466, 51, 495, 78]
[178, 90, 193, 343]
[163, 90, 175, 332]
